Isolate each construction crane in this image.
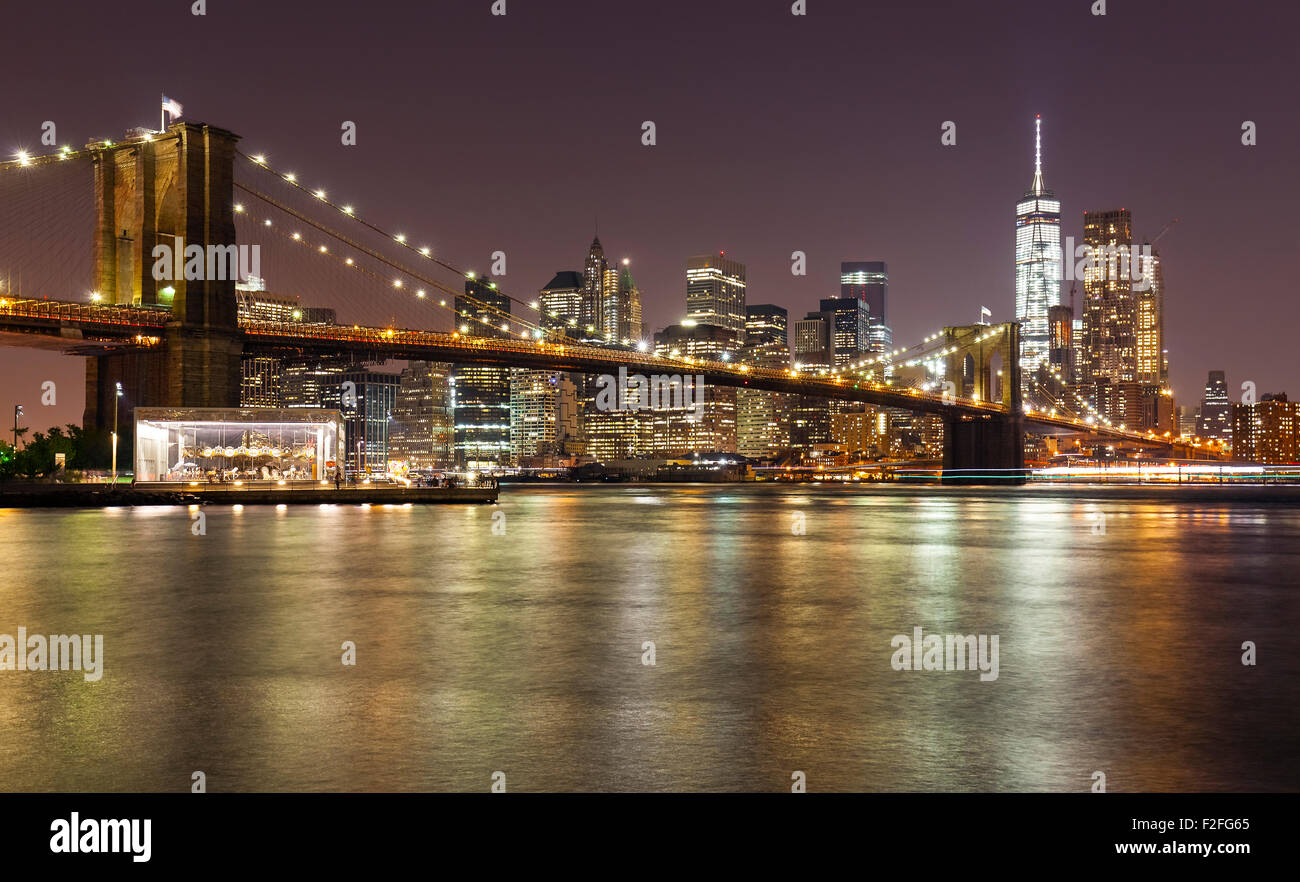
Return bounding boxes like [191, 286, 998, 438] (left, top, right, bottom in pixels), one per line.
[1149, 217, 1179, 246]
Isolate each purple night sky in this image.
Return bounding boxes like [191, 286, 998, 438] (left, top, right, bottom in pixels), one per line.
[2, 0, 1297, 432]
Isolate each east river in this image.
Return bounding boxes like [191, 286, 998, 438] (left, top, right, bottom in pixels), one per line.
[1, 484, 1296, 791]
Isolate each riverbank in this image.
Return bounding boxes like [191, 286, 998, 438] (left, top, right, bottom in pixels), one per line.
[0, 482, 497, 507]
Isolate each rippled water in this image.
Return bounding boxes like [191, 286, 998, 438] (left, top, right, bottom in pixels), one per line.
[1, 484, 1297, 792]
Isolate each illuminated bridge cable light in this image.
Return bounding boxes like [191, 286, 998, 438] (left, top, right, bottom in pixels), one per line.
[234, 150, 552, 328]
[244, 211, 549, 340]
[234, 184, 550, 339]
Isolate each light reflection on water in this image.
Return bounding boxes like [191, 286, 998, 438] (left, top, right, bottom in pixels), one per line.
[0, 484, 1297, 792]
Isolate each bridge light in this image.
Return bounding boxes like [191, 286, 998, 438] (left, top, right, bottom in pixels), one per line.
[416, 290, 425, 298]
[263, 219, 272, 227]
[233, 203, 244, 213]
[395, 234, 406, 244]
[90, 291, 102, 302]
[319, 245, 327, 253]
[420, 247, 431, 256]
[345, 257, 353, 265]
[253, 154, 267, 164]
[292, 232, 301, 241]
[393, 280, 402, 288]
[439, 299, 446, 306]
[342, 205, 354, 215]
[314, 189, 326, 200]
[285, 173, 296, 182]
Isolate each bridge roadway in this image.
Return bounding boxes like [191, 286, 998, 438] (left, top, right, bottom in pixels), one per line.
[0, 296, 1205, 453]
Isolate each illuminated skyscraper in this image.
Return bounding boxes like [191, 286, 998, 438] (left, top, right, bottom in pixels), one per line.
[1197, 370, 1232, 442]
[738, 304, 793, 458]
[686, 253, 746, 334]
[792, 312, 832, 372]
[453, 277, 512, 468]
[582, 236, 608, 337]
[389, 361, 454, 471]
[1014, 116, 1062, 385]
[1135, 244, 1166, 385]
[650, 322, 739, 454]
[539, 271, 584, 333]
[840, 261, 891, 353]
[1081, 208, 1136, 386]
[341, 368, 399, 474]
[819, 296, 871, 366]
[510, 370, 577, 462]
[600, 259, 644, 344]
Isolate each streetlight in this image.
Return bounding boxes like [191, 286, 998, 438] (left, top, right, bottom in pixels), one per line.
[111, 382, 123, 484]
[11, 404, 22, 449]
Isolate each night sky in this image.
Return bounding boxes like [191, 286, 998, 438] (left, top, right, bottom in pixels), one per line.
[2, 0, 1297, 432]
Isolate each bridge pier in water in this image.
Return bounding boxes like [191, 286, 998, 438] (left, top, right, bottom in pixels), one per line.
[942, 413, 1027, 484]
[82, 122, 243, 438]
[939, 322, 1027, 484]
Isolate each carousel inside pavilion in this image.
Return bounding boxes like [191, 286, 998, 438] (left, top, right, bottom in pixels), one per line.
[133, 407, 344, 484]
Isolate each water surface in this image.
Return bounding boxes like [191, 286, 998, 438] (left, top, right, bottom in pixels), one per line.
[1, 484, 1296, 792]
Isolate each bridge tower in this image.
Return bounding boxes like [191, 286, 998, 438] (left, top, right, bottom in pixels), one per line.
[941, 322, 1026, 483]
[83, 122, 244, 435]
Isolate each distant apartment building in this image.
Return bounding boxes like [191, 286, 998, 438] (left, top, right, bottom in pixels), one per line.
[831, 408, 887, 459]
[1232, 393, 1298, 464]
[389, 361, 454, 470]
[510, 370, 579, 463]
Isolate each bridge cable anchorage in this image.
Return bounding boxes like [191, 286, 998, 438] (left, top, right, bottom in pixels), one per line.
[236, 150, 582, 342]
[234, 183, 552, 342]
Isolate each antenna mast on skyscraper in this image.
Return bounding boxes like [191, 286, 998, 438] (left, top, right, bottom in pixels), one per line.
[1031, 114, 1045, 195]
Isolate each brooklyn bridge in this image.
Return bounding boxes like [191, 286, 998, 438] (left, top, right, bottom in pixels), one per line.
[0, 121, 1221, 482]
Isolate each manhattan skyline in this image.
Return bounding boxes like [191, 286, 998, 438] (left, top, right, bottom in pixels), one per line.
[1, 0, 1297, 434]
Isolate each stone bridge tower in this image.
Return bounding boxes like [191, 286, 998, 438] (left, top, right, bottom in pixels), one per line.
[83, 122, 243, 434]
[940, 322, 1026, 483]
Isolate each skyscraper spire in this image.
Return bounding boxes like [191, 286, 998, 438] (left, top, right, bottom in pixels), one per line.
[1031, 114, 1045, 195]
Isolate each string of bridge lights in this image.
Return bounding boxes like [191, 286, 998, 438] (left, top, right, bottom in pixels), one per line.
[1, 144, 88, 173]
[233, 183, 554, 341]
[238, 205, 513, 335]
[238, 150, 631, 344]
